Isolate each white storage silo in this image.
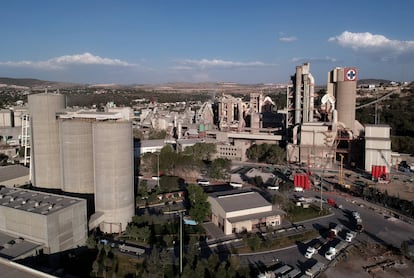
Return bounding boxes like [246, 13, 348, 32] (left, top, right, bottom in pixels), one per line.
[329, 67, 357, 131]
[60, 119, 94, 194]
[93, 120, 134, 233]
[28, 93, 66, 189]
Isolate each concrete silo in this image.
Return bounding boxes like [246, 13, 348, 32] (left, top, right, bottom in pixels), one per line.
[59, 119, 94, 194]
[327, 67, 357, 131]
[28, 93, 66, 189]
[92, 120, 134, 233]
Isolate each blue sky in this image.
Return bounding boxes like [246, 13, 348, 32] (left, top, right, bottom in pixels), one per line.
[1, 0, 414, 85]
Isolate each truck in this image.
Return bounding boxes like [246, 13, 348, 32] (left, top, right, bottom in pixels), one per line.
[325, 246, 336, 260]
[118, 244, 145, 256]
[305, 262, 324, 278]
[304, 246, 317, 259]
[274, 264, 292, 277]
[345, 231, 357, 242]
[328, 224, 343, 240]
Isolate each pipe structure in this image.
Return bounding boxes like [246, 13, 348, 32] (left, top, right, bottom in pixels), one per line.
[308, 73, 315, 122]
[294, 66, 302, 125]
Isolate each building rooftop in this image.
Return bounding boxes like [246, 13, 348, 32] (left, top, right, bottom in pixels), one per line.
[0, 165, 30, 183]
[58, 110, 124, 120]
[0, 232, 42, 260]
[227, 208, 284, 223]
[209, 190, 271, 213]
[0, 187, 82, 216]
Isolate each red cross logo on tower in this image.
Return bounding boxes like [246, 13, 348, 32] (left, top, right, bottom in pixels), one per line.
[344, 68, 357, 81]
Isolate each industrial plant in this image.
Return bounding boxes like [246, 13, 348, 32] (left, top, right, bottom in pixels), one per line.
[0, 62, 404, 267]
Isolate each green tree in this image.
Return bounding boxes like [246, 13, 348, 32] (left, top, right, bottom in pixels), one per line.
[209, 158, 231, 180]
[187, 184, 211, 223]
[183, 143, 216, 161]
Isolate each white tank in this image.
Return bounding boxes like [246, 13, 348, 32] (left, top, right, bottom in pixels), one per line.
[28, 93, 66, 189]
[93, 121, 134, 233]
[60, 119, 94, 194]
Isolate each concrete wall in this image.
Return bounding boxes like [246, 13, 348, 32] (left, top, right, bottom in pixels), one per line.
[46, 200, 87, 253]
[0, 198, 87, 254]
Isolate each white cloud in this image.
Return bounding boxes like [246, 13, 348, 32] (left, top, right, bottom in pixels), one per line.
[328, 31, 414, 60]
[291, 56, 338, 64]
[174, 58, 272, 70]
[0, 52, 133, 70]
[279, 36, 297, 42]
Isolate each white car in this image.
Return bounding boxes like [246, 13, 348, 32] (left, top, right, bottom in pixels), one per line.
[267, 185, 279, 190]
[293, 187, 304, 192]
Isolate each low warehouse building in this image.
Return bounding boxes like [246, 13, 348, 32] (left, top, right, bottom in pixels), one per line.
[208, 190, 284, 235]
[0, 187, 87, 255]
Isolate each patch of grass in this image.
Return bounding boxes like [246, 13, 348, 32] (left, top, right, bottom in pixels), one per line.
[235, 229, 319, 253]
[286, 204, 330, 222]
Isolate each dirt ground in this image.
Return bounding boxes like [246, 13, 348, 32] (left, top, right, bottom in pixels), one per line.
[323, 242, 414, 278]
[374, 176, 414, 201]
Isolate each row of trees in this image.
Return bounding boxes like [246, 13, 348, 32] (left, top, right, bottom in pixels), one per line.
[140, 143, 231, 181]
[361, 187, 414, 218]
[137, 242, 251, 278]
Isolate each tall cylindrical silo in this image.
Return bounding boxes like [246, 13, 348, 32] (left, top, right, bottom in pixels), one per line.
[93, 120, 134, 233]
[60, 119, 94, 194]
[28, 93, 66, 189]
[335, 67, 357, 131]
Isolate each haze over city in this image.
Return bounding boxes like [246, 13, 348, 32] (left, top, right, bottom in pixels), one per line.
[1, 0, 414, 85]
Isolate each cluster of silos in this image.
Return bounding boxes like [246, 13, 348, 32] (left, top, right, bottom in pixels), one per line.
[327, 67, 357, 131]
[28, 93, 134, 233]
[28, 93, 66, 189]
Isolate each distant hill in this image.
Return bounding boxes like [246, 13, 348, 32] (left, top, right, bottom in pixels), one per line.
[0, 77, 82, 89]
[358, 78, 391, 85]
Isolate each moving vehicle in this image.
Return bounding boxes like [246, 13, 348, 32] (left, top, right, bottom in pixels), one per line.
[119, 244, 145, 256]
[197, 179, 210, 186]
[327, 198, 338, 208]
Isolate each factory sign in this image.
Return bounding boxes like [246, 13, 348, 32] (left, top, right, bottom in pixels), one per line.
[344, 68, 357, 81]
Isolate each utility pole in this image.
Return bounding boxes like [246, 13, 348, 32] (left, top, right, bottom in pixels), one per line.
[179, 211, 183, 274]
[156, 152, 160, 187]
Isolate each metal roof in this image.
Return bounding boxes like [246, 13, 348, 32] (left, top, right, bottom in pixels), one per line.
[0, 187, 82, 216]
[210, 190, 271, 213]
[0, 165, 29, 183]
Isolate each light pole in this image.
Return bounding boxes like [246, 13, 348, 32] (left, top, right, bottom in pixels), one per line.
[156, 152, 160, 187]
[179, 211, 183, 274]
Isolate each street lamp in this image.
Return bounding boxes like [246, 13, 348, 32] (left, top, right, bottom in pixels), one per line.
[155, 152, 160, 187]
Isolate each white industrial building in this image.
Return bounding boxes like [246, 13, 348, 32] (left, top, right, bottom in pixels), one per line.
[0, 187, 87, 255]
[208, 190, 284, 235]
[364, 124, 392, 173]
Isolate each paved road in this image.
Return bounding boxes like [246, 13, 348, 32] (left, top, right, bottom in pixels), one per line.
[233, 189, 414, 273]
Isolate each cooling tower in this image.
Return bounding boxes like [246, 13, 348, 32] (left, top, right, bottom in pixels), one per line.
[28, 93, 66, 189]
[60, 119, 94, 194]
[93, 121, 134, 233]
[334, 67, 357, 130]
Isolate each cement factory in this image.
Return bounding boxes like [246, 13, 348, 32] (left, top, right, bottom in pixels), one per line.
[0, 62, 399, 260]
